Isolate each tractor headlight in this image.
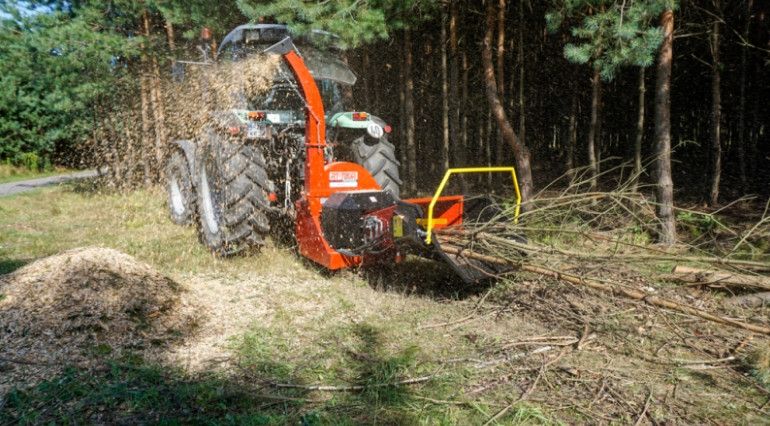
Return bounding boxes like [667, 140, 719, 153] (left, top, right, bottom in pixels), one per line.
[366, 123, 384, 139]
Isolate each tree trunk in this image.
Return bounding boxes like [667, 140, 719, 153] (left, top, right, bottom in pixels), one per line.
[143, 10, 167, 180]
[398, 47, 405, 158]
[654, 9, 676, 245]
[737, 0, 753, 190]
[518, 0, 526, 152]
[482, 0, 533, 202]
[477, 107, 485, 173]
[124, 110, 136, 185]
[486, 110, 493, 187]
[449, 0, 462, 169]
[404, 29, 417, 194]
[139, 71, 153, 186]
[587, 67, 601, 191]
[709, 5, 722, 207]
[363, 50, 371, 110]
[460, 49, 469, 165]
[165, 19, 176, 51]
[632, 67, 646, 192]
[440, 8, 450, 171]
[567, 90, 577, 179]
[494, 0, 506, 166]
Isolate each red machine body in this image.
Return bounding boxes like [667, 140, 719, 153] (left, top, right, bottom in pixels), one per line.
[262, 37, 524, 283]
[269, 38, 472, 272]
[276, 43, 390, 269]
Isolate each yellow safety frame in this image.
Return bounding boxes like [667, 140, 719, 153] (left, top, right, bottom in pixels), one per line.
[425, 166, 521, 245]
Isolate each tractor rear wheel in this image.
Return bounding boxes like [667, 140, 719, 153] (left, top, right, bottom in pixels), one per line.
[165, 148, 195, 226]
[195, 133, 272, 255]
[351, 134, 402, 198]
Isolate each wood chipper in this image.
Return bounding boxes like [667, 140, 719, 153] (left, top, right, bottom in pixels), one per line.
[263, 37, 524, 282]
[165, 33, 524, 282]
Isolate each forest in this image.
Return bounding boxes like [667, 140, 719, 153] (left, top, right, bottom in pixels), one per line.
[1, 0, 768, 243]
[2, 1, 770, 423]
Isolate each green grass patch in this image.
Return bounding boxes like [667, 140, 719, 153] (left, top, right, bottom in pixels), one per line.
[0, 163, 70, 184]
[0, 186, 296, 276]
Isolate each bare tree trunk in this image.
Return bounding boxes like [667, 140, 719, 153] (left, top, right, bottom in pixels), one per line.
[737, 0, 753, 190]
[567, 90, 577, 179]
[495, 0, 506, 166]
[339, 54, 355, 108]
[587, 67, 601, 191]
[164, 19, 178, 146]
[477, 107, 485, 169]
[632, 67, 646, 192]
[139, 71, 153, 186]
[143, 10, 167, 180]
[486, 110, 493, 187]
[441, 8, 450, 171]
[518, 0, 526, 151]
[124, 109, 136, 185]
[709, 4, 722, 207]
[363, 50, 371, 110]
[482, 0, 533, 202]
[165, 19, 176, 51]
[461, 50, 469, 164]
[108, 114, 122, 185]
[655, 9, 676, 245]
[404, 29, 417, 194]
[449, 0, 462, 169]
[398, 47, 405, 154]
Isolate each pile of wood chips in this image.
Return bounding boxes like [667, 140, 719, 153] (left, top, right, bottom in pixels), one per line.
[0, 247, 200, 392]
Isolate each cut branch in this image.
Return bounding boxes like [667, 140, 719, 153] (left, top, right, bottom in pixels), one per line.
[668, 265, 770, 291]
[439, 244, 770, 336]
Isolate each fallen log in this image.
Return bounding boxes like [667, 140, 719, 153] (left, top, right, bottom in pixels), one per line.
[439, 244, 770, 336]
[668, 265, 770, 291]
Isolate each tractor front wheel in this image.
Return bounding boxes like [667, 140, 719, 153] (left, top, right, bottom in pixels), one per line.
[195, 133, 272, 256]
[165, 148, 195, 226]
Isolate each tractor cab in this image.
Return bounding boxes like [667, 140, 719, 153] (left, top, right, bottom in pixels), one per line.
[218, 24, 355, 126]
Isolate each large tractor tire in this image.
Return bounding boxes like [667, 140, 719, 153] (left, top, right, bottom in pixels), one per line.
[351, 134, 402, 198]
[195, 133, 272, 256]
[165, 148, 195, 226]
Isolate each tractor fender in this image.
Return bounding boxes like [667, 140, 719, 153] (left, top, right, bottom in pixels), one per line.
[170, 140, 197, 184]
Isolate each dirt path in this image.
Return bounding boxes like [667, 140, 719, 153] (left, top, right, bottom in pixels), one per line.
[0, 170, 99, 197]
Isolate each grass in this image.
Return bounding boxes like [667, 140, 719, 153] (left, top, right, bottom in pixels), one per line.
[0, 164, 71, 184]
[1, 184, 768, 424]
[0, 184, 288, 276]
[1, 357, 292, 425]
[0, 184, 553, 424]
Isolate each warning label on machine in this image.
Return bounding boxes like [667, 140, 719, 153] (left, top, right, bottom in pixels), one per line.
[329, 171, 358, 188]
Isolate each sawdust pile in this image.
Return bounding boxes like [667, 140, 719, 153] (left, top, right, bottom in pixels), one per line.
[0, 247, 201, 390]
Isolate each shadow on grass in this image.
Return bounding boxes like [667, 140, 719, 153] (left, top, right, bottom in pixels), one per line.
[0, 259, 30, 275]
[2, 323, 451, 424]
[362, 256, 495, 301]
[229, 322, 439, 424]
[1, 356, 300, 425]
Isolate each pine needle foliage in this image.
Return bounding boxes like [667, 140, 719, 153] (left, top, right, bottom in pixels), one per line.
[546, 0, 678, 81]
[235, 0, 437, 49]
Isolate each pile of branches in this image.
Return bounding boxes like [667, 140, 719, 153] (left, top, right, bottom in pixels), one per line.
[438, 173, 770, 336]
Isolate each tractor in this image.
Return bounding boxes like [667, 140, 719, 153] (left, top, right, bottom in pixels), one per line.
[165, 24, 400, 254]
[165, 25, 523, 282]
